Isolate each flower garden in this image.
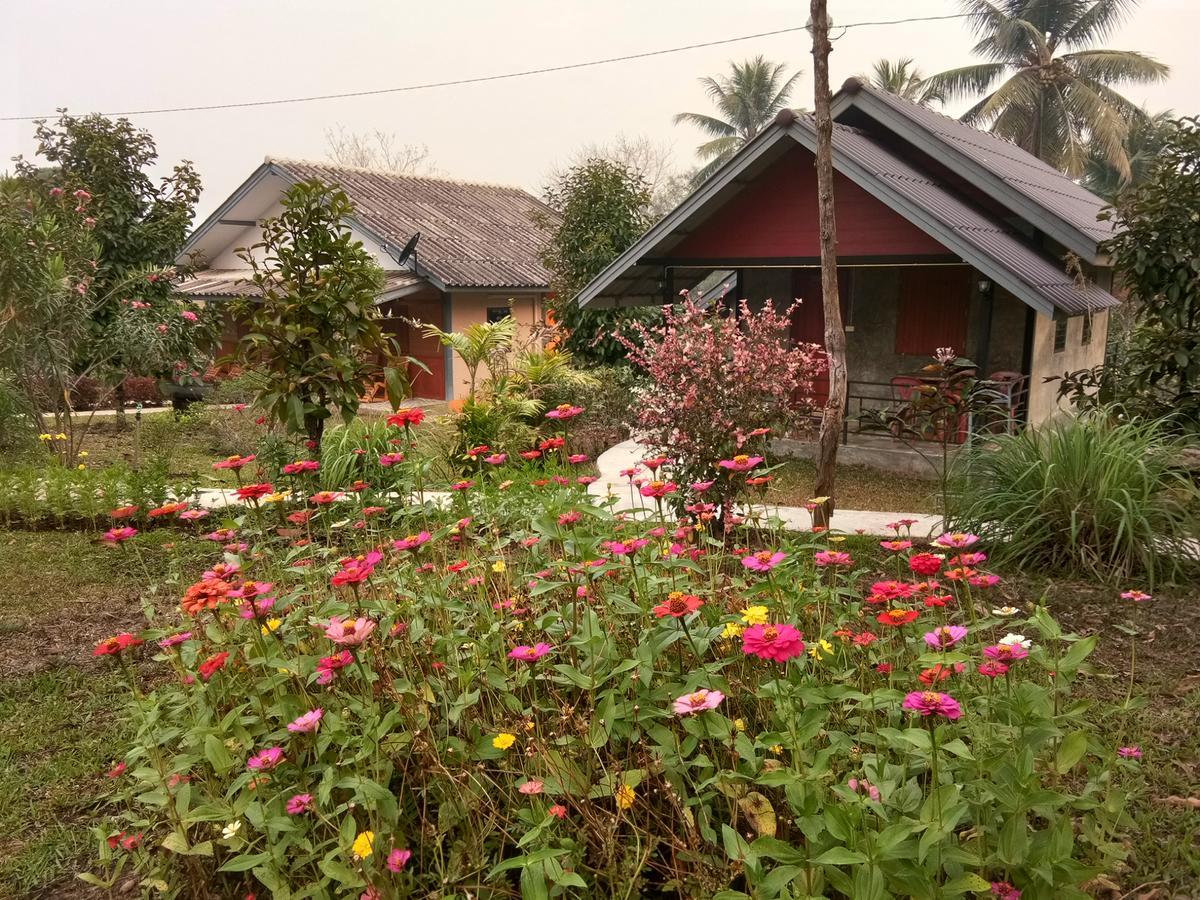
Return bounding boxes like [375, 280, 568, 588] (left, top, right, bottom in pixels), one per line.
[27, 403, 1178, 900]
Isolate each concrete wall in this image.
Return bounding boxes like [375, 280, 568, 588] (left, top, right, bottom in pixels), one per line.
[446, 292, 545, 401]
[1027, 308, 1109, 425]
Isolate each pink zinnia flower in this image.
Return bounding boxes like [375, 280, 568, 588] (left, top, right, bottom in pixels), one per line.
[1117, 746, 1142, 759]
[923, 625, 968, 649]
[977, 661, 1009, 678]
[309, 490, 345, 505]
[545, 404, 584, 419]
[287, 708, 324, 733]
[935, 532, 980, 549]
[324, 617, 377, 646]
[247, 746, 285, 770]
[717, 454, 763, 472]
[990, 882, 1021, 900]
[982, 643, 1029, 663]
[672, 688, 725, 715]
[742, 550, 785, 572]
[518, 780, 545, 795]
[392, 532, 431, 551]
[287, 793, 314, 815]
[902, 690, 963, 719]
[386, 848, 413, 872]
[880, 540, 912, 552]
[639, 480, 678, 499]
[1120, 590, 1152, 602]
[282, 459, 320, 475]
[316, 651, 353, 684]
[379, 452, 406, 467]
[484, 453, 508, 465]
[690, 480, 715, 492]
[158, 631, 193, 649]
[742, 623, 805, 662]
[549, 804, 568, 818]
[508, 642, 553, 662]
[814, 550, 852, 567]
[103, 527, 138, 544]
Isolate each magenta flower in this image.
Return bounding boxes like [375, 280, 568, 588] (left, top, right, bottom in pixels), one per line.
[923, 625, 968, 649]
[179, 509, 209, 521]
[316, 650, 353, 685]
[1120, 589, 1152, 602]
[983, 643, 1029, 663]
[814, 550, 853, 567]
[902, 690, 963, 719]
[639, 480, 678, 499]
[386, 848, 413, 871]
[287, 708, 324, 733]
[508, 642, 553, 662]
[977, 661, 1009, 678]
[103, 527, 138, 544]
[742, 550, 786, 572]
[392, 531, 432, 551]
[545, 404, 584, 419]
[717, 455, 764, 472]
[518, 779, 545, 795]
[324, 617, 377, 646]
[935, 532, 980, 549]
[379, 452, 406, 467]
[286, 793, 314, 815]
[484, 453, 508, 465]
[691, 480, 715, 492]
[158, 631, 193, 649]
[247, 746, 285, 771]
[742, 624, 805, 662]
[1117, 746, 1142, 759]
[672, 688, 725, 715]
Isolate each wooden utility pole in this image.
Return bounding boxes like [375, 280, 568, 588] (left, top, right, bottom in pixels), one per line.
[809, 0, 847, 529]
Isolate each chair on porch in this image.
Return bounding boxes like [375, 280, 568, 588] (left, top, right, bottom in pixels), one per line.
[983, 371, 1027, 434]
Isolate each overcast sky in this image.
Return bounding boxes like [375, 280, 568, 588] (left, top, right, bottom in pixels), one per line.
[3, 0, 1197, 220]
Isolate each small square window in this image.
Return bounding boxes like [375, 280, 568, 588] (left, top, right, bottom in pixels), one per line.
[1081, 314, 1093, 346]
[486, 306, 512, 324]
[1053, 315, 1068, 354]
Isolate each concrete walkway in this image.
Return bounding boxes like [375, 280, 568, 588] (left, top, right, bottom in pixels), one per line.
[587, 439, 942, 538]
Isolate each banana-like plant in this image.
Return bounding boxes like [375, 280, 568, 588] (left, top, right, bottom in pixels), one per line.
[421, 315, 518, 401]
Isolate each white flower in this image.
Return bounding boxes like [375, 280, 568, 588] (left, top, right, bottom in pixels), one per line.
[999, 632, 1032, 650]
[221, 820, 242, 840]
[992, 606, 1020, 617]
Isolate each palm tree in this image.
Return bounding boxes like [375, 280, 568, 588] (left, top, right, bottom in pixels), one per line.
[923, 0, 1168, 178]
[865, 58, 944, 105]
[674, 56, 801, 184]
[1083, 109, 1175, 201]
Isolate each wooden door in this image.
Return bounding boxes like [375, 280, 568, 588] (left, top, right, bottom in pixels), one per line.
[790, 268, 851, 405]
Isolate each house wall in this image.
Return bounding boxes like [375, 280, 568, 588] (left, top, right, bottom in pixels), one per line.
[1027, 309, 1109, 425]
[739, 266, 1028, 392]
[446, 292, 545, 402]
[673, 145, 951, 259]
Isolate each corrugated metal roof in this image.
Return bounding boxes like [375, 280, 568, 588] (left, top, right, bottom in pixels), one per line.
[818, 118, 1116, 314]
[175, 269, 426, 298]
[271, 159, 556, 289]
[846, 81, 1114, 247]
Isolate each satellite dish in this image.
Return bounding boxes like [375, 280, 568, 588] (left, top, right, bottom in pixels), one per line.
[394, 232, 421, 267]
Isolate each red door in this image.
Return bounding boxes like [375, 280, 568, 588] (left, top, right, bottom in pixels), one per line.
[790, 268, 851, 406]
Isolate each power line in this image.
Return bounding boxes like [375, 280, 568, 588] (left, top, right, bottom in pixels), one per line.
[0, 12, 975, 122]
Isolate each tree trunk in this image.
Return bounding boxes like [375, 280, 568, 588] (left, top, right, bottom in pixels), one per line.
[809, 0, 848, 529]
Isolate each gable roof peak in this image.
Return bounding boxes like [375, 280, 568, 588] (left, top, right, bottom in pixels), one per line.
[265, 156, 532, 195]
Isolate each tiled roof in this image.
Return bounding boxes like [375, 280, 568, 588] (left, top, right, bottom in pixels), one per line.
[271, 159, 556, 289]
[175, 269, 426, 298]
[816, 118, 1117, 314]
[842, 80, 1115, 248]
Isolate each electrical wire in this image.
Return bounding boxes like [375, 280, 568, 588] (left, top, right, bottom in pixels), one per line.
[0, 12, 976, 122]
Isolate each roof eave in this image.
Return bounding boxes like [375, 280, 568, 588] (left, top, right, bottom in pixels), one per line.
[832, 88, 1105, 265]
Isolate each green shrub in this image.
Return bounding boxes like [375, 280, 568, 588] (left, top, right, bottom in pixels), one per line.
[950, 414, 1199, 584]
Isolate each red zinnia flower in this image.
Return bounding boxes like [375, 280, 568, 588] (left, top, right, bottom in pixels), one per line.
[235, 483, 274, 501]
[94, 633, 144, 657]
[876, 608, 920, 627]
[652, 592, 704, 618]
[908, 552, 944, 576]
[198, 651, 230, 680]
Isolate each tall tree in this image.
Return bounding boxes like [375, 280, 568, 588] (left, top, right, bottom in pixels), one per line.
[535, 159, 656, 365]
[923, 0, 1168, 178]
[558, 133, 693, 220]
[1083, 109, 1175, 201]
[324, 126, 437, 175]
[809, 0, 847, 529]
[674, 56, 802, 184]
[237, 181, 406, 444]
[864, 58, 944, 105]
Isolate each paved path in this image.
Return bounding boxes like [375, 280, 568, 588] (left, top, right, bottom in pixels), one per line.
[588, 439, 942, 538]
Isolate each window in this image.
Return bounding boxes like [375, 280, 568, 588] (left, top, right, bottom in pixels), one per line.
[1053, 315, 1068, 353]
[1081, 313, 1093, 346]
[486, 306, 512, 324]
[894, 266, 971, 356]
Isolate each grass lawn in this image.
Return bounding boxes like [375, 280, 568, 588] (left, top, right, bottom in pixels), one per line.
[764, 457, 939, 513]
[0, 531, 207, 899]
[0, 529, 1195, 897]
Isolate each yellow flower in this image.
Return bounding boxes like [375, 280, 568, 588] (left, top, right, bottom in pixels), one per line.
[492, 732, 516, 750]
[77, 463, 87, 470]
[55, 432, 67, 440]
[261, 618, 282, 634]
[808, 639, 835, 660]
[524, 719, 536, 732]
[828, 535, 846, 544]
[721, 621, 744, 639]
[38, 433, 52, 441]
[491, 559, 506, 574]
[733, 718, 746, 732]
[499, 479, 514, 490]
[741, 605, 770, 626]
[352, 831, 375, 859]
[263, 491, 290, 504]
[807, 496, 830, 505]
[770, 744, 784, 755]
[78, 450, 88, 458]
[615, 783, 636, 810]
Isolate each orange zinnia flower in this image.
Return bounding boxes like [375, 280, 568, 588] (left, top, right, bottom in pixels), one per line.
[181, 578, 232, 615]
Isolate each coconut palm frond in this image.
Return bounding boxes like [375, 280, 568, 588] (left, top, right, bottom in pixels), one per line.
[1062, 49, 1169, 85]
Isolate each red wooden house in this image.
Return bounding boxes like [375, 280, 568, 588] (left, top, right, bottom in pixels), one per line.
[576, 78, 1121, 428]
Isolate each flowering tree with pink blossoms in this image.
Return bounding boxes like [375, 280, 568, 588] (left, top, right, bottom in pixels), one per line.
[620, 295, 823, 516]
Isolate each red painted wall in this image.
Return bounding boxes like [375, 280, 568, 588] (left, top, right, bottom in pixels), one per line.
[672, 144, 950, 259]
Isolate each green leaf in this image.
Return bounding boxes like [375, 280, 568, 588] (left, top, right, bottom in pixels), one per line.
[204, 734, 233, 773]
[218, 852, 271, 872]
[811, 847, 868, 866]
[998, 812, 1028, 867]
[944, 872, 993, 894]
[1056, 731, 1089, 773]
[1058, 635, 1098, 674]
[489, 848, 569, 877]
